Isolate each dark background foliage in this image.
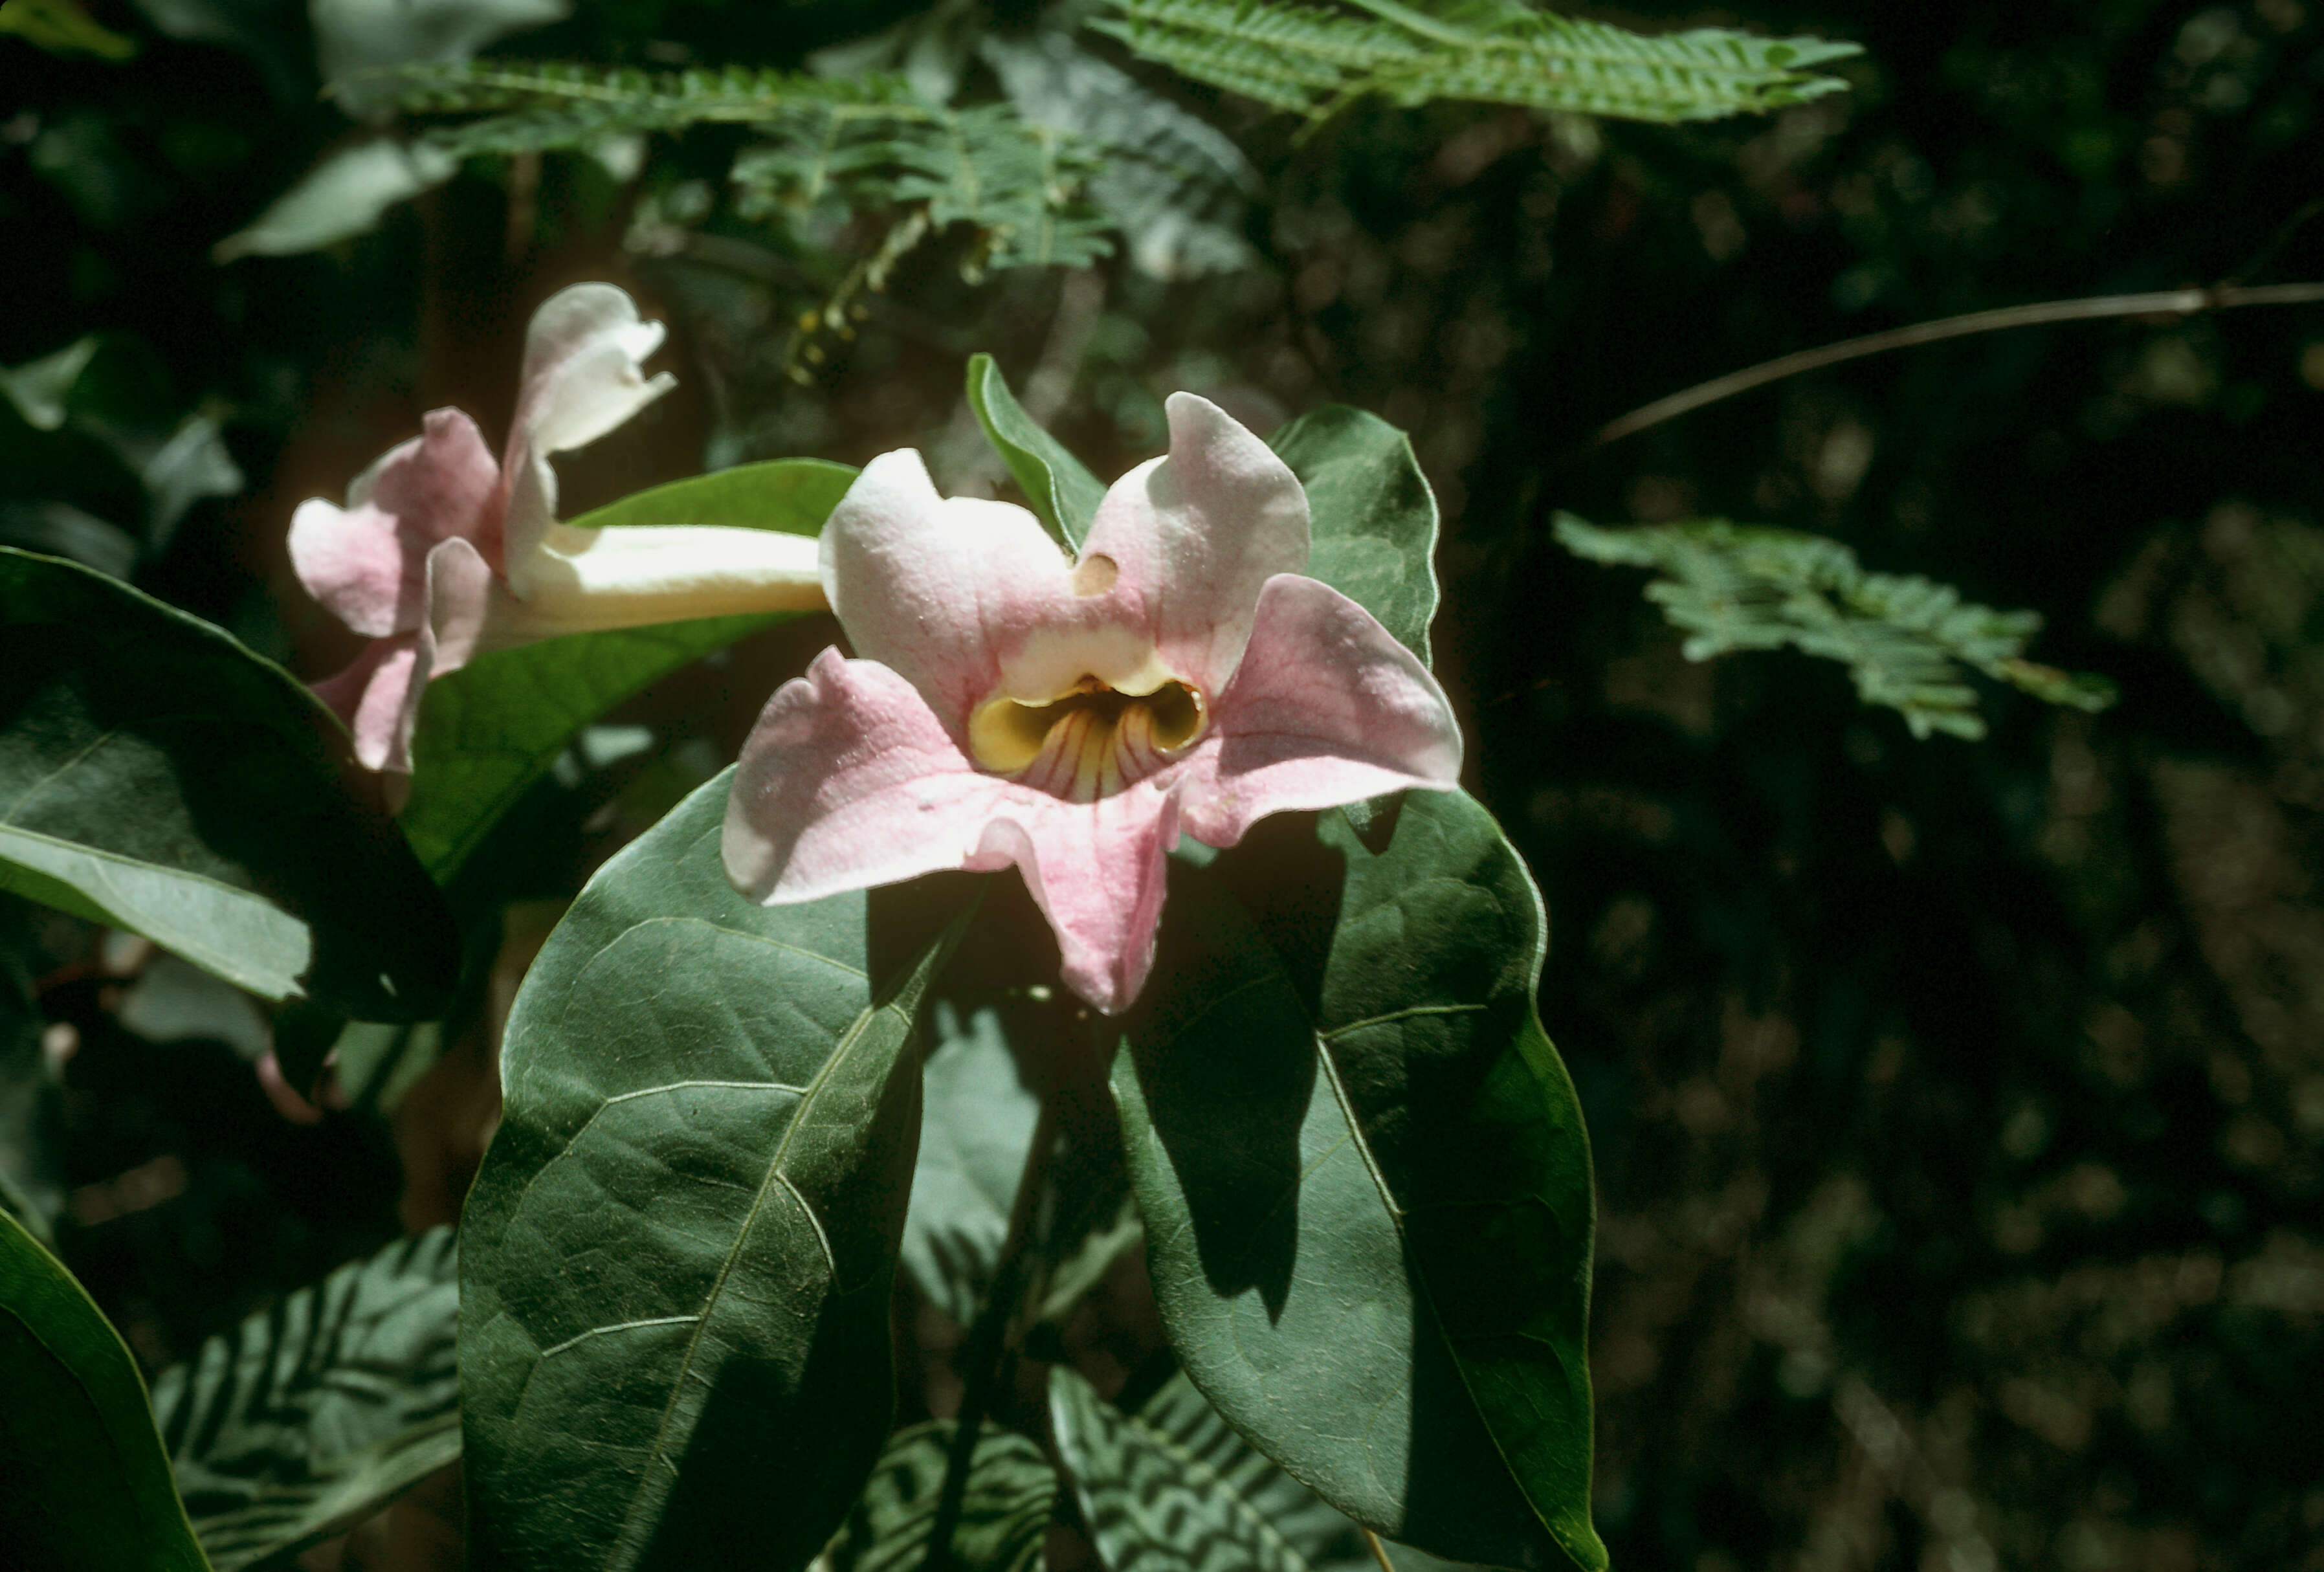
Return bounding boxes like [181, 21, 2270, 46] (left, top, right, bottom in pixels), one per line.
[5, 0, 2322, 1567]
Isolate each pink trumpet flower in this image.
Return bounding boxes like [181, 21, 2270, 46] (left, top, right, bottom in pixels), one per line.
[290, 283, 826, 784]
[723, 393, 1463, 1014]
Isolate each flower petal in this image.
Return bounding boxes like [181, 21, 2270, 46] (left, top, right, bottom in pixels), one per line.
[1079, 392, 1309, 694]
[723, 647, 1182, 1013]
[500, 283, 677, 586]
[724, 648, 1013, 903]
[288, 408, 498, 636]
[308, 537, 495, 779]
[1177, 572, 1462, 848]
[972, 784, 1180, 1015]
[479, 522, 825, 650]
[819, 448, 1084, 729]
[311, 634, 421, 774]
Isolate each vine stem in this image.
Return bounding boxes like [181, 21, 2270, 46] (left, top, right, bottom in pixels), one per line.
[1584, 278, 2324, 451]
[920, 1081, 1063, 1572]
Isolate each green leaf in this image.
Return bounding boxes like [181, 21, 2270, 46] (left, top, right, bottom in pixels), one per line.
[823, 1421, 1056, 1572]
[0, 0, 140, 60]
[0, 1205, 211, 1571]
[1050, 1366, 1351, 1572]
[1092, 0, 1859, 125]
[1552, 515, 2119, 740]
[1112, 789, 1602, 1571]
[460, 769, 973, 1572]
[904, 1000, 1140, 1329]
[399, 458, 853, 880]
[905, 1003, 1042, 1326]
[152, 1229, 460, 1572]
[1270, 404, 1441, 665]
[0, 548, 457, 1017]
[0, 336, 98, 430]
[965, 354, 1107, 551]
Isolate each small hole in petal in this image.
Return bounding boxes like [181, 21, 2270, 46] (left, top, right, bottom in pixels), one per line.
[1071, 553, 1119, 597]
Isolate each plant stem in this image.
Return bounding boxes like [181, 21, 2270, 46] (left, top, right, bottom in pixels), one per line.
[1584, 278, 2324, 451]
[920, 1087, 1061, 1572]
[1364, 1529, 1399, 1572]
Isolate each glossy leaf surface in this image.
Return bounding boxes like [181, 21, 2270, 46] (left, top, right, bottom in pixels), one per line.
[461, 769, 967, 1572]
[153, 1228, 459, 1571]
[0, 1204, 211, 1571]
[1113, 791, 1602, 1571]
[823, 1420, 1056, 1572]
[964, 353, 1105, 549]
[1268, 404, 1440, 664]
[399, 459, 853, 879]
[0, 548, 455, 1016]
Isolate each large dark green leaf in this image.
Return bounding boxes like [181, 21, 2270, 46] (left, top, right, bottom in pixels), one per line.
[964, 354, 1105, 550]
[1268, 404, 1440, 665]
[1112, 790, 1602, 1571]
[823, 1421, 1056, 1572]
[399, 458, 854, 880]
[0, 547, 456, 1017]
[152, 1228, 460, 1572]
[0, 1204, 212, 1571]
[903, 999, 1140, 1329]
[461, 769, 971, 1572]
[1050, 1366, 1351, 1572]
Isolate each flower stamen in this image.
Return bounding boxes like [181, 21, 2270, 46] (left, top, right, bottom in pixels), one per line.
[968, 678, 1206, 802]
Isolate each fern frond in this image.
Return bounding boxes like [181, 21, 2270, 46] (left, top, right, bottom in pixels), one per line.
[390, 58, 1112, 279]
[390, 60, 928, 156]
[1553, 515, 2117, 740]
[1090, 0, 1861, 124]
[729, 102, 1113, 272]
[984, 33, 1259, 279]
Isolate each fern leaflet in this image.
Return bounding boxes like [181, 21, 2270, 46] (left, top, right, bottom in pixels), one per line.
[1090, 0, 1861, 124]
[1554, 515, 2116, 740]
[390, 60, 1112, 275]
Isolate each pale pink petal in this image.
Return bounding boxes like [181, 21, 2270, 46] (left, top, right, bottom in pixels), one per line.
[1177, 573, 1462, 849]
[971, 784, 1180, 1015]
[256, 1050, 325, 1125]
[419, 536, 495, 681]
[287, 408, 498, 636]
[287, 496, 408, 638]
[1079, 392, 1309, 694]
[306, 537, 496, 779]
[724, 648, 1014, 903]
[819, 449, 1083, 730]
[500, 283, 676, 582]
[311, 634, 422, 773]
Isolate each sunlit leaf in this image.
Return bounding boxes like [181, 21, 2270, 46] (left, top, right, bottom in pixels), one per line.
[0, 548, 458, 1017]
[461, 769, 973, 1571]
[1270, 403, 1441, 665]
[1113, 790, 1602, 1570]
[964, 354, 1106, 550]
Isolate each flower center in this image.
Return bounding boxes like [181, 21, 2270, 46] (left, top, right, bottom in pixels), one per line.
[968, 676, 1207, 803]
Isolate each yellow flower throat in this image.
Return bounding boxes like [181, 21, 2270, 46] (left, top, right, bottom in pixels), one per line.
[968, 677, 1206, 803]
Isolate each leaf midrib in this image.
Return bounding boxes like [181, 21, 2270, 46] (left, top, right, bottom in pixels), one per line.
[599, 943, 905, 1568]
